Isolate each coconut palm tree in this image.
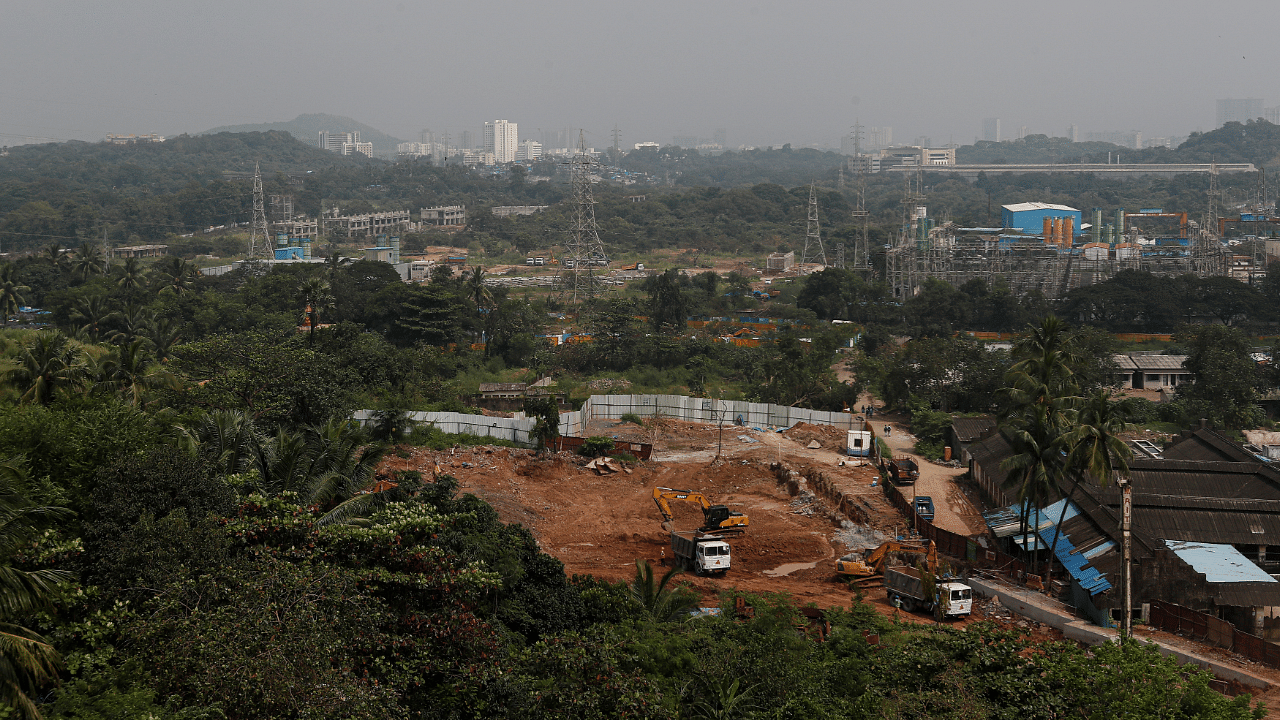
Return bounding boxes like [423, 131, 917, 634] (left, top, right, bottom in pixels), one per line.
[628, 558, 699, 622]
[3, 331, 85, 406]
[297, 276, 334, 342]
[302, 418, 388, 525]
[107, 302, 154, 346]
[115, 256, 145, 292]
[0, 263, 29, 327]
[0, 456, 73, 719]
[152, 257, 196, 297]
[41, 243, 68, 274]
[93, 338, 178, 407]
[70, 296, 112, 343]
[1041, 389, 1134, 578]
[999, 316, 1081, 578]
[146, 316, 183, 362]
[71, 242, 106, 281]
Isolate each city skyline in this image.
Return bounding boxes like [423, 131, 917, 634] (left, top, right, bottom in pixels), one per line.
[2, 1, 1279, 150]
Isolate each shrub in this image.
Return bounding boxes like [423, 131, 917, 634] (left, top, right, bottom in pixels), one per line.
[620, 413, 644, 426]
[578, 436, 615, 457]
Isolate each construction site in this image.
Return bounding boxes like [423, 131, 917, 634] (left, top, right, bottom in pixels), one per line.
[376, 402, 1280, 709]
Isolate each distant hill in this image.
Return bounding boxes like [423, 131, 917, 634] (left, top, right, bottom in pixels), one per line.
[199, 114, 403, 157]
[1102, 119, 1280, 169]
[0, 130, 369, 195]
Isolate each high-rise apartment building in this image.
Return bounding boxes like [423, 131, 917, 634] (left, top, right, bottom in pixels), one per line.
[982, 118, 1001, 142]
[459, 130, 474, 151]
[516, 140, 542, 162]
[865, 127, 892, 150]
[1066, 124, 1079, 143]
[1217, 98, 1264, 127]
[483, 120, 518, 163]
[319, 131, 372, 157]
[319, 131, 358, 151]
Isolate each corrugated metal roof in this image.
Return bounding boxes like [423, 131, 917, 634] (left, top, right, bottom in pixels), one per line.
[1038, 515, 1113, 595]
[952, 415, 996, 444]
[1116, 354, 1187, 371]
[1165, 540, 1278, 584]
[1003, 202, 1079, 213]
[1160, 427, 1257, 463]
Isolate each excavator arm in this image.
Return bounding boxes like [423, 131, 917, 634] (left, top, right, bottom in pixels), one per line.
[652, 487, 747, 532]
[836, 540, 934, 577]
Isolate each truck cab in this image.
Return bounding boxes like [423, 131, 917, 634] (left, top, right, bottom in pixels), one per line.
[696, 541, 731, 575]
[940, 581, 973, 616]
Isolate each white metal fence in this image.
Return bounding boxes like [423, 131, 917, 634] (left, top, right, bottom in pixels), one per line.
[358, 395, 855, 447]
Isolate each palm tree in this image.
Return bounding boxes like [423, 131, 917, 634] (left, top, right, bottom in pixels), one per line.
[70, 296, 112, 343]
[42, 243, 68, 274]
[297, 276, 334, 342]
[999, 316, 1081, 578]
[146, 316, 183, 361]
[107, 302, 154, 346]
[301, 419, 387, 525]
[628, 558, 699, 621]
[72, 242, 106, 281]
[176, 409, 258, 477]
[115, 256, 144, 292]
[152, 257, 196, 297]
[0, 263, 29, 327]
[94, 338, 178, 407]
[0, 456, 74, 719]
[3, 331, 84, 406]
[1042, 390, 1134, 578]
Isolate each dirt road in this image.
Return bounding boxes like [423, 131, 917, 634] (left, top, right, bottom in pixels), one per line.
[876, 414, 987, 537]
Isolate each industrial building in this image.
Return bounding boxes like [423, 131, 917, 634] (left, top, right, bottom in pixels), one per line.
[974, 423, 1280, 636]
[1001, 203, 1083, 238]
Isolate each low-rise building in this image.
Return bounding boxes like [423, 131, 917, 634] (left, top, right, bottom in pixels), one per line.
[1112, 353, 1191, 390]
[113, 244, 168, 258]
[491, 205, 548, 218]
[766, 251, 795, 272]
[421, 205, 466, 226]
[327, 210, 412, 238]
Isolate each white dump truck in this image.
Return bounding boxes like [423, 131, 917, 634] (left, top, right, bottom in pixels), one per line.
[670, 531, 732, 575]
[885, 566, 973, 618]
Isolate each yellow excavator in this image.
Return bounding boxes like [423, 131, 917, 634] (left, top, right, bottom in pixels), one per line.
[652, 487, 749, 533]
[835, 540, 936, 577]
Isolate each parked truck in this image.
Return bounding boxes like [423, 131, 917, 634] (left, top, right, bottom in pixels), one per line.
[886, 457, 919, 485]
[670, 531, 732, 576]
[884, 566, 972, 618]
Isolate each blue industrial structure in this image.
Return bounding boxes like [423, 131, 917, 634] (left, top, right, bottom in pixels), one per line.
[1001, 202, 1083, 241]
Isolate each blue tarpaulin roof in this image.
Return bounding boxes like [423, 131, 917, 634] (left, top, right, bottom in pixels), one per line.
[986, 499, 1113, 596]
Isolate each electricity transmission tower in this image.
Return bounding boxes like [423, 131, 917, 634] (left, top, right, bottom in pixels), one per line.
[558, 131, 610, 304]
[849, 120, 872, 271]
[246, 163, 272, 261]
[611, 124, 622, 157]
[801, 182, 827, 269]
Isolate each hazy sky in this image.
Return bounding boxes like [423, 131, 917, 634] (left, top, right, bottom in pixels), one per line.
[3, 0, 1278, 150]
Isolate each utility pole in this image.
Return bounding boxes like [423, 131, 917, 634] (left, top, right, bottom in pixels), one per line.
[1119, 475, 1133, 643]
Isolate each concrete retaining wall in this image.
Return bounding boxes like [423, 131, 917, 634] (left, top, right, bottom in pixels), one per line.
[967, 575, 1272, 689]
